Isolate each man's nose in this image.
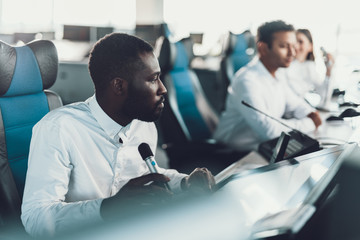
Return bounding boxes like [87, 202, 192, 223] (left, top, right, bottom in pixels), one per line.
[158, 80, 167, 95]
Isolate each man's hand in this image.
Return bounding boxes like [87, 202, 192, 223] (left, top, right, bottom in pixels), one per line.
[307, 111, 322, 128]
[181, 167, 216, 193]
[101, 173, 172, 220]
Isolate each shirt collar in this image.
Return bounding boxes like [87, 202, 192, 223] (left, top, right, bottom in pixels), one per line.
[87, 95, 132, 142]
[256, 58, 281, 81]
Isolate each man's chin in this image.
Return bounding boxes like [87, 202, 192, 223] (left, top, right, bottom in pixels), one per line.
[283, 61, 292, 67]
[138, 112, 162, 123]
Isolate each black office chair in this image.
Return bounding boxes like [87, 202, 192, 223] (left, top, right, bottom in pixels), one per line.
[157, 36, 247, 175]
[220, 30, 257, 110]
[0, 40, 62, 229]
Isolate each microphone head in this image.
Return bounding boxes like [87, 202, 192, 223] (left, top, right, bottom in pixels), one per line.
[138, 142, 154, 160]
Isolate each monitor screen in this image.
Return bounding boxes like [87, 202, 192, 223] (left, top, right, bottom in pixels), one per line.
[297, 144, 360, 240]
[94, 27, 113, 41]
[63, 25, 90, 41]
[217, 144, 354, 238]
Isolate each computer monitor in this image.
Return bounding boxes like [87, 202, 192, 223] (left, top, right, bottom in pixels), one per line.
[190, 33, 203, 44]
[92, 27, 113, 41]
[217, 143, 357, 239]
[135, 24, 164, 46]
[63, 25, 113, 42]
[296, 144, 360, 240]
[0, 34, 15, 44]
[63, 25, 91, 41]
[13, 32, 37, 43]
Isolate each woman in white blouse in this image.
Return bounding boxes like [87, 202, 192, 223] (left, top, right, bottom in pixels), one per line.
[285, 29, 335, 101]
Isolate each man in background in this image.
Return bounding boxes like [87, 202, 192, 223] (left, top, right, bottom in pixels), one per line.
[214, 20, 321, 151]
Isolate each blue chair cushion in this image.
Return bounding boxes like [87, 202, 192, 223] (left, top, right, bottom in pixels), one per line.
[173, 41, 189, 70]
[0, 40, 57, 197]
[230, 34, 251, 74]
[170, 41, 211, 140]
[0, 93, 49, 195]
[4, 46, 44, 97]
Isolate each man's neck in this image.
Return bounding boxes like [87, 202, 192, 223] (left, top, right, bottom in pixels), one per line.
[259, 57, 278, 78]
[96, 94, 131, 126]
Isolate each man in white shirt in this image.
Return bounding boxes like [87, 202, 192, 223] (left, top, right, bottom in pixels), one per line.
[21, 33, 215, 238]
[213, 20, 322, 151]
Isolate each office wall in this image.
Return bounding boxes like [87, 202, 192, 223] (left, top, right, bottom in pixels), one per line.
[51, 62, 94, 105]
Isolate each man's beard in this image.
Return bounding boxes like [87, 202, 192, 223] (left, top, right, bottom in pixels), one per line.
[123, 95, 165, 123]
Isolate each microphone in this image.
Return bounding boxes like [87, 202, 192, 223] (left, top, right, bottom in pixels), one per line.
[138, 143, 171, 191]
[241, 100, 309, 139]
[242, 100, 321, 160]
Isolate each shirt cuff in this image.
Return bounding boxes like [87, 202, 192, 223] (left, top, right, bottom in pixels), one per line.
[302, 117, 316, 132]
[294, 104, 315, 119]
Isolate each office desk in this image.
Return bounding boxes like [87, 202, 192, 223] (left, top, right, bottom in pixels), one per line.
[312, 112, 359, 146]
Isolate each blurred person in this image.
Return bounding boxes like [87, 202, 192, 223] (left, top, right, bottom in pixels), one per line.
[213, 20, 322, 151]
[21, 33, 215, 238]
[284, 29, 335, 100]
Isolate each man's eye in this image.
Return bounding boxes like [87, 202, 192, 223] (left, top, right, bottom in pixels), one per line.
[151, 75, 160, 82]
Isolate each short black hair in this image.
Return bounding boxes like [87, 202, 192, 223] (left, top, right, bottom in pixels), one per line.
[257, 20, 295, 48]
[88, 33, 154, 94]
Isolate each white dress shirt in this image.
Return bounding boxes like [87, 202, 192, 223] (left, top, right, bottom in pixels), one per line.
[21, 95, 187, 238]
[213, 58, 315, 151]
[283, 59, 329, 99]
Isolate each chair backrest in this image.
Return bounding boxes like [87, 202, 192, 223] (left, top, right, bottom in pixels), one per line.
[0, 40, 62, 226]
[221, 30, 257, 85]
[157, 37, 219, 144]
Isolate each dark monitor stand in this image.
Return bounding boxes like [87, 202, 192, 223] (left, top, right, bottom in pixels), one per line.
[270, 132, 290, 164]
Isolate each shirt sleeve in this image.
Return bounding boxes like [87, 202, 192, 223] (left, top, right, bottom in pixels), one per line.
[21, 119, 103, 238]
[307, 60, 326, 90]
[234, 73, 315, 141]
[283, 80, 315, 119]
[158, 168, 188, 192]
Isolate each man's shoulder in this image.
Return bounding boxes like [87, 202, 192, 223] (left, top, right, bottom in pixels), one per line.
[232, 63, 264, 91]
[40, 102, 91, 124]
[234, 59, 262, 81]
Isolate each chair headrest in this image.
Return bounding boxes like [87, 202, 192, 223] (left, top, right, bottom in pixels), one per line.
[0, 40, 58, 97]
[158, 37, 194, 73]
[227, 32, 248, 54]
[222, 30, 256, 55]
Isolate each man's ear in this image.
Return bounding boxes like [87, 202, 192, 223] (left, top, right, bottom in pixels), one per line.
[111, 77, 127, 95]
[257, 41, 268, 55]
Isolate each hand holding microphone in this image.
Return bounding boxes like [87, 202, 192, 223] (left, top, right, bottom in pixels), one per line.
[138, 142, 171, 191]
[100, 173, 172, 220]
[100, 143, 172, 221]
[182, 167, 216, 193]
[138, 143, 216, 194]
